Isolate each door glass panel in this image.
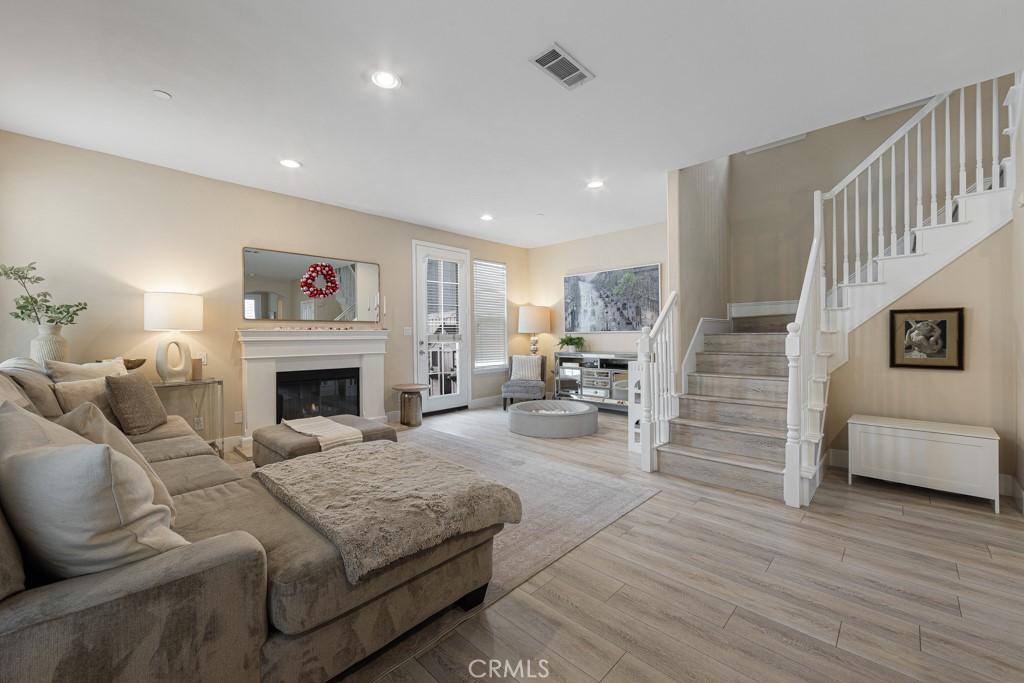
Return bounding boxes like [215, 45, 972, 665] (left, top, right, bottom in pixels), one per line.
[423, 256, 462, 399]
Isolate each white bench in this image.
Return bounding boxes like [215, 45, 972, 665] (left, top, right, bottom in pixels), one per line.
[848, 414, 1000, 513]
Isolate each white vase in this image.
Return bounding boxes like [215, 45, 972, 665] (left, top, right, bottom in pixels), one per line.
[30, 323, 68, 364]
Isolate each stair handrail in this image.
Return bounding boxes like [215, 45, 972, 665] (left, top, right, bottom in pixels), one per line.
[824, 91, 950, 199]
[635, 290, 679, 472]
[784, 191, 827, 507]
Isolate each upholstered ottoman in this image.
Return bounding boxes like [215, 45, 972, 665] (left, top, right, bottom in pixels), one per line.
[508, 400, 598, 438]
[252, 414, 398, 466]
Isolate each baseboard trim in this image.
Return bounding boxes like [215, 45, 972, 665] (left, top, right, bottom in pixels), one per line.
[469, 395, 502, 409]
[827, 448, 849, 469]
[728, 300, 799, 318]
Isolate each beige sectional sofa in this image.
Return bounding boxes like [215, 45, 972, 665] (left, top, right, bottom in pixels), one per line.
[0, 365, 501, 682]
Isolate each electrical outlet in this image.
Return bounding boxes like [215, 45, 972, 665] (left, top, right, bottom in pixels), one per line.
[199, 352, 209, 366]
[233, 411, 244, 425]
[193, 416, 205, 431]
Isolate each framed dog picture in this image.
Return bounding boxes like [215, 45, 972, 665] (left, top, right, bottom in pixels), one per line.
[889, 307, 964, 370]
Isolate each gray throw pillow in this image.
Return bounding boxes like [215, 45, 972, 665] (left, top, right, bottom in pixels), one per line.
[0, 373, 38, 416]
[56, 403, 176, 523]
[45, 358, 128, 383]
[53, 377, 121, 425]
[0, 359, 62, 418]
[0, 442, 188, 578]
[105, 373, 168, 435]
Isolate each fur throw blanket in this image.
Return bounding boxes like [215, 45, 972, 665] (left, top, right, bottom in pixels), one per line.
[253, 440, 522, 583]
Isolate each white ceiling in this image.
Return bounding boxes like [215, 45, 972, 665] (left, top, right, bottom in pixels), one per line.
[1, 1, 1022, 248]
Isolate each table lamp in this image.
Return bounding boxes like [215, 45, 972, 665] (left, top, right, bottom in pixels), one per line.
[144, 292, 203, 382]
[518, 305, 550, 355]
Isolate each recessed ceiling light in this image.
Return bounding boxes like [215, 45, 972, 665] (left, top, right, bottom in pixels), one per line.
[480, 214, 494, 221]
[151, 89, 173, 100]
[279, 159, 302, 169]
[587, 179, 604, 189]
[371, 71, 401, 89]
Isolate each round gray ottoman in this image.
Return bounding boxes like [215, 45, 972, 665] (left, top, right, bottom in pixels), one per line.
[508, 400, 598, 438]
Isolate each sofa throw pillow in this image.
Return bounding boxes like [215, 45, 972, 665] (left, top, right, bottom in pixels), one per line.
[53, 377, 121, 425]
[56, 402, 176, 522]
[45, 357, 128, 383]
[0, 358, 62, 418]
[0, 373, 38, 416]
[510, 354, 543, 381]
[0, 442, 189, 578]
[105, 373, 168, 435]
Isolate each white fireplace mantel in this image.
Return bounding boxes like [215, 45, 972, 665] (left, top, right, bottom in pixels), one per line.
[237, 328, 389, 437]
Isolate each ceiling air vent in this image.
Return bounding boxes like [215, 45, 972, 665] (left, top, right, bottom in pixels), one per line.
[532, 43, 594, 90]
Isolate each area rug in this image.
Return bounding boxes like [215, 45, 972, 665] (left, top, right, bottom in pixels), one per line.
[339, 425, 659, 681]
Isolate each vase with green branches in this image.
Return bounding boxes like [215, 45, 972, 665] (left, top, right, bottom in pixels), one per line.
[1, 262, 88, 363]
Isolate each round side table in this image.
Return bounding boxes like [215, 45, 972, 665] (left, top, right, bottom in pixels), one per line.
[392, 384, 429, 427]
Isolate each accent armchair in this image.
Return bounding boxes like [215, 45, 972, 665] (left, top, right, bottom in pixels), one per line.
[501, 355, 547, 410]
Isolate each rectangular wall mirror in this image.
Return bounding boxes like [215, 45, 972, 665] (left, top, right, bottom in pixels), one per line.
[243, 247, 381, 322]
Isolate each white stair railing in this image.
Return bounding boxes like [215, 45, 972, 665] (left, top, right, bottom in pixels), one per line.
[634, 290, 678, 472]
[786, 71, 1020, 508]
[824, 77, 1011, 306]
[784, 192, 827, 507]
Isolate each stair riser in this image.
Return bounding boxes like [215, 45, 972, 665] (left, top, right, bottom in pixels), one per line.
[696, 353, 787, 377]
[658, 450, 783, 500]
[703, 334, 786, 353]
[678, 398, 787, 430]
[730, 315, 795, 333]
[689, 374, 787, 402]
[670, 423, 785, 463]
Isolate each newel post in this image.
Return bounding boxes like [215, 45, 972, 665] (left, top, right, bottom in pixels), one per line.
[637, 326, 656, 473]
[783, 322, 802, 507]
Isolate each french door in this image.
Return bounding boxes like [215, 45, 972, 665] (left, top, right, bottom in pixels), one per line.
[413, 241, 470, 413]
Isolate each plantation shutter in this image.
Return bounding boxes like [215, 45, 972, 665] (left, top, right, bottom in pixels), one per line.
[472, 260, 507, 369]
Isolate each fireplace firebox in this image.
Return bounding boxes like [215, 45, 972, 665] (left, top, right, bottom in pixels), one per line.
[276, 368, 360, 423]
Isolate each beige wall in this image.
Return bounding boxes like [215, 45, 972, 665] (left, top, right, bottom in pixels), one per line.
[728, 109, 914, 302]
[0, 131, 531, 435]
[825, 224, 1018, 474]
[728, 79, 1013, 304]
[671, 159, 731, 355]
[526, 222, 668, 391]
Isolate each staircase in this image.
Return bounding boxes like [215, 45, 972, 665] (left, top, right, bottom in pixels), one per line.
[632, 69, 1023, 506]
[659, 316, 792, 501]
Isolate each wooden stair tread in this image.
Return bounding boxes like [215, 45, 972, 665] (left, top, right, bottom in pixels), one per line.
[676, 393, 786, 409]
[670, 417, 787, 440]
[657, 443, 785, 474]
[689, 372, 788, 382]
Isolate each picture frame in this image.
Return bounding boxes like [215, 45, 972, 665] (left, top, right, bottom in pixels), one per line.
[889, 307, 964, 370]
[563, 263, 661, 333]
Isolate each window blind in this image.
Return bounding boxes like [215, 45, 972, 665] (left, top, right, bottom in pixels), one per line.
[472, 260, 507, 368]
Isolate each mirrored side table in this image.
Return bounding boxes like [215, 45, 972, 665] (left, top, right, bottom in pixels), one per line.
[153, 378, 225, 457]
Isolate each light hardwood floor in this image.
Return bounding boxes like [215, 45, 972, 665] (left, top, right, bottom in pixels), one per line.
[379, 407, 1024, 683]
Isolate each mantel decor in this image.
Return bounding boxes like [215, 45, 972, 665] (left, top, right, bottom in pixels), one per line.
[0, 261, 88, 364]
[299, 262, 339, 299]
[889, 307, 964, 370]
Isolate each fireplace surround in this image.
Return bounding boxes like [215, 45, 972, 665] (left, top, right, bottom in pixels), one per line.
[237, 328, 388, 438]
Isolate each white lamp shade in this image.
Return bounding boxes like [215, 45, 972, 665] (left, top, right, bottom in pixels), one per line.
[144, 292, 204, 331]
[517, 305, 550, 334]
